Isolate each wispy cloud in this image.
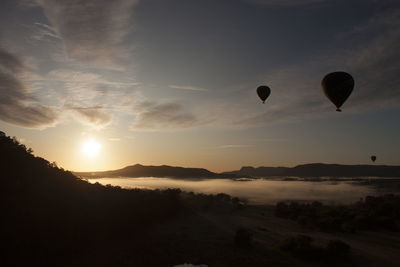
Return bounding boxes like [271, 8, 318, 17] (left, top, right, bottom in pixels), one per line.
[218, 144, 254, 149]
[43, 69, 140, 127]
[228, 7, 400, 128]
[33, 0, 138, 67]
[31, 22, 61, 42]
[246, 0, 329, 7]
[67, 105, 112, 128]
[130, 101, 205, 131]
[47, 69, 139, 87]
[0, 47, 58, 128]
[168, 85, 208, 92]
[344, 8, 400, 110]
[5, 0, 399, 134]
[232, 64, 330, 127]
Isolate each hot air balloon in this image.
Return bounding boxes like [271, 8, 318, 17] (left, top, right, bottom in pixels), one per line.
[322, 72, 354, 112]
[371, 155, 376, 162]
[257, 85, 271, 104]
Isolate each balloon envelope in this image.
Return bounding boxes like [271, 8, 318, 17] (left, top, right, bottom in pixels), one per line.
[322, 72, 354, 112]
[257, 85, 271, 104]
[371, 155, 376, 162]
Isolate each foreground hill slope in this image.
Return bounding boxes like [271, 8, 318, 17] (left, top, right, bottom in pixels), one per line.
[0, 131, 182, 266]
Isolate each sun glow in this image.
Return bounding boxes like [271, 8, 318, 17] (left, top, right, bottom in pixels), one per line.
[82, 139, 101, 157]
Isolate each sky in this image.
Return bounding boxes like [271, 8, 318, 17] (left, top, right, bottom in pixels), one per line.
[0, 0, 399, 172]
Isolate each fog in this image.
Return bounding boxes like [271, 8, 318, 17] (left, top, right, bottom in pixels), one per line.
[88, 178, 377, 204]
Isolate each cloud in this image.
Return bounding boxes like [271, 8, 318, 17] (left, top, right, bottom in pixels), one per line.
[45, 69, 139, 114]
[0, 49, 25, 72]
[34, 0, 138, 67]
[0, 104, 58, 128]
[31, 22, 61, 42]
[0, 47, 58, 128]
[34, 69, 142, 128]
[344, 8, 400, 110]
[68, 106, 112, 127]
[246, 0, 328, 7]
[168, 85, 208, 92]
[233, 68, 329, 127]
[218, 144, 254, 149]
[130, 102, 203, 131]
[231, 7, 400, 127]
[47, 69, 139, 87]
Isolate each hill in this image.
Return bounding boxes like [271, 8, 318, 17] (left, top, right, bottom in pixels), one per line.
[0, 131, 182, 266]
[2, 131, 400, 266]
[80, 162, 400, 179]
[75, 164, 240, 179]
[223, 163, 400, 178]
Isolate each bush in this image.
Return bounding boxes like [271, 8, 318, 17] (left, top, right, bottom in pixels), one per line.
[274, 195, 400, 232]
[326, 239, 350, 258]
[280, 234, 313, 252]
[234, 228, 252, 248]
[279, 235, 324, 261]
[280, 235, 351, 263]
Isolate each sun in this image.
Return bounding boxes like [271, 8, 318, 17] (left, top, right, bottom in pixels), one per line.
[82, 139, 101, 158]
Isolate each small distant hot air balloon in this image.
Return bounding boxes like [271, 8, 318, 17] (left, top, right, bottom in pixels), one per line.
[257, 85, 271, 104]
[322, 72, 354, 112]
[371, 155, 376, 162]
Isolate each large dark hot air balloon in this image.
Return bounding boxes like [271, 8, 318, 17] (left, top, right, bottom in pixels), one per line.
[322, 72, 354, 112]
[257, 85, 271, 104]
[371, 155, 376, 162]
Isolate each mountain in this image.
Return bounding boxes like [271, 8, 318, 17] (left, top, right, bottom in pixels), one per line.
[75, 164, 240, 179]
[77, 163, 400, 179]
[223, 163, 400, 178]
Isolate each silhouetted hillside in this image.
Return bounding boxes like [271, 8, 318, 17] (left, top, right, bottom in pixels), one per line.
[0, 131, 183, 266]
[76, 164, 240, 179]
[224, 163, 400, 178]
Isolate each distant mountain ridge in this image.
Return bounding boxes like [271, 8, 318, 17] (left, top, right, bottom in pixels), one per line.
[75, 164, 239, 179]
[223, 163, 400, 178]
[76, 163, 400, 179]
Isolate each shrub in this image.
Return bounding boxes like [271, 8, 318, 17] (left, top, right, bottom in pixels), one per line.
[234, 228, 252, 248]
[326, 239, 350, 258]
[274, 195, 400, 232]
[279, 235, 325, 261]
[280, 235, 351, 263]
